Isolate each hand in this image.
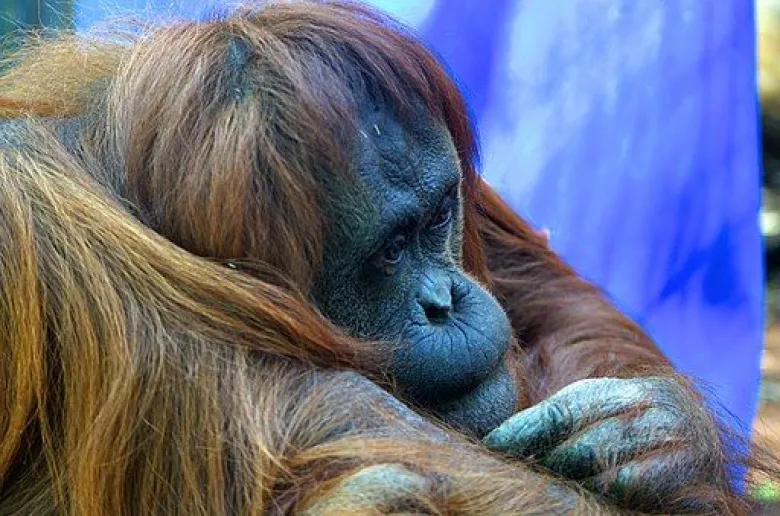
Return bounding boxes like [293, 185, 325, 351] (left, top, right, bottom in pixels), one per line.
[483, 377, 723, 511]
[299, 464, 434, 515]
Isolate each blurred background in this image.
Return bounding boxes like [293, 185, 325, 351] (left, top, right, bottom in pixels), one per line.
[1, 0, 779, 507]
[755, 0, 780, 508]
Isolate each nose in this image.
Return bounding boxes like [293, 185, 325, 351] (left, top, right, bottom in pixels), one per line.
[417, 271, 453, 323]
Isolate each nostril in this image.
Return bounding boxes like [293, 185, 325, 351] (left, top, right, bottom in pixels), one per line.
[417, 271, 454, 323]
[424, 304, 450, 324]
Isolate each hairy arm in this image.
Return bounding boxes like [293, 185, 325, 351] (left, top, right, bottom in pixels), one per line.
[274, 368, 617, 515]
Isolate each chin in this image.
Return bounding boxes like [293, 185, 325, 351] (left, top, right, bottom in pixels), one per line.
[434, 363, 517, 438]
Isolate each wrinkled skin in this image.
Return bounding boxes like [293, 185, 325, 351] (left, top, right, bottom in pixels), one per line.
[311, 101, 517, 437]
[484, 377, 721, 511]
[310, 102, 721, 512]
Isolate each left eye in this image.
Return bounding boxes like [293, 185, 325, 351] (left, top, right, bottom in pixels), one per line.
[429, 206, 452, 229]
[382, 234, 408, 264]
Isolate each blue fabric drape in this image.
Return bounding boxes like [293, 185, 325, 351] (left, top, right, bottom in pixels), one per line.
[75, 0, 764, 435]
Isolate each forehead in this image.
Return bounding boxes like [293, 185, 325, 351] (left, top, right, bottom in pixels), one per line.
[319, 102, 463, 260]
[354, 105, 461, 208]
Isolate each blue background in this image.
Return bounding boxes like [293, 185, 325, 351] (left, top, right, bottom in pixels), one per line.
[75, 0, 764, 435]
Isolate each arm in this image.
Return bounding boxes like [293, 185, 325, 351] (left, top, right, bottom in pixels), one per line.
[273, 368, 617, 515]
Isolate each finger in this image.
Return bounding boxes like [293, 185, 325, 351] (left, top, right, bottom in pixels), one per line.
[541, 407, 684, 480]
[300, 464, 433, 515]
[483, 378, 656, 457]
[582, 448, 721, 513]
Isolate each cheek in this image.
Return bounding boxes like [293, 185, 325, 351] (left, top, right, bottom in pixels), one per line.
[312, 263, 415, 341]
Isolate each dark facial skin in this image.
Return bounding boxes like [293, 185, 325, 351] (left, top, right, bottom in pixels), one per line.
[311, 103, 517, 437]
[310, 106, 724, 511]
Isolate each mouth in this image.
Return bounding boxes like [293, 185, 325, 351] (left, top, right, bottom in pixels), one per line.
[393, 313, 513, 407]
[432, 363, 517, 439]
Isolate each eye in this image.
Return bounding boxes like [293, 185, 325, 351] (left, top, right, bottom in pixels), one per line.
[382, 234, 408, 265]
[429, 205, 453, 230]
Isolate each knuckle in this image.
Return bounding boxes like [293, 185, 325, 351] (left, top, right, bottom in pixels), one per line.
[545, 400, 575, 431]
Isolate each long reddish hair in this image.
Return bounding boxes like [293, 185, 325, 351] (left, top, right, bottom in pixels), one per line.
[0, 2, 617, 514]
[0, 1, 769, 514]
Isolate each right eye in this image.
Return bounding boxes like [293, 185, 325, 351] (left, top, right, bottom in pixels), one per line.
[429, 205, 453, 230]
[382, 234, 408, 265]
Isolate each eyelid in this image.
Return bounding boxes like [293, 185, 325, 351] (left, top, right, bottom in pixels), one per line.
[370, 224, 411, 263]
[430, 188, 458, 225]
[369, 183, 459, 260]
[429, 205, 453, 229]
